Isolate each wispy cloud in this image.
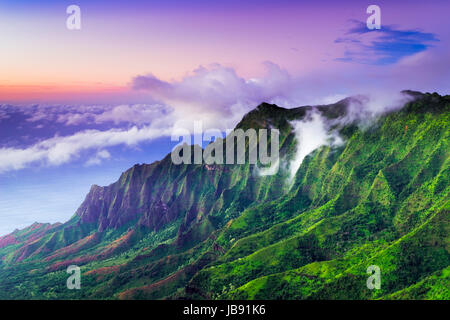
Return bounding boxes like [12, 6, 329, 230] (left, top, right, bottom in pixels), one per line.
[85, 149, 111, 166]
[15, 103, 170, 127]
[0, 125, 172, 173]
[335, 20, 439, 65]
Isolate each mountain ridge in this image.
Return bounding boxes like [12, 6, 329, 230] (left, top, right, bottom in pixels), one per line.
[0, 90, 448, 300]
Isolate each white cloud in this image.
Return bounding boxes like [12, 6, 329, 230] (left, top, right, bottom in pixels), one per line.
[0, 125, 172, 173]
[85, 150, 111, 167]
[287, 91, 415, 182]
[289, 111, 332, 182]
[0, 62, 426, 174]
[53, 104, 170, 126]
[340, 91, 415, 128]
[132, 62, 295, 130]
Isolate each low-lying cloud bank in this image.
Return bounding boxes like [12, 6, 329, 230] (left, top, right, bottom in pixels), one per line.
[0, 58, 431, 174]
[0, 63, 299, 173]
[0, 126, 172, 173]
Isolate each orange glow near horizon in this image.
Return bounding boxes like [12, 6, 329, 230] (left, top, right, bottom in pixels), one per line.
[0, 83, 130, 104]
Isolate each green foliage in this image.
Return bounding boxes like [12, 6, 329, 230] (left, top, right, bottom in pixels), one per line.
[0, 92, 448, 300]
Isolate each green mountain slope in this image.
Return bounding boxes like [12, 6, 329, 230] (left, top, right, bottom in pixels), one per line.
[0, 91, 448, 300]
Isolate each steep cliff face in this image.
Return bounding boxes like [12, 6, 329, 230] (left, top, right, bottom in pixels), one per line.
[1, 100, 316, 262]
[74, 100, 351, 235]
[0, 91, 448, 300]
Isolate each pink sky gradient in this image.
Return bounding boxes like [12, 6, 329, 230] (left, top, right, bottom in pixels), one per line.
[0, 0, 449, 103]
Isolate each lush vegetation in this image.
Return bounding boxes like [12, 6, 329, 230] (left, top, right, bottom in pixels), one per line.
[0, 91, 448, 300]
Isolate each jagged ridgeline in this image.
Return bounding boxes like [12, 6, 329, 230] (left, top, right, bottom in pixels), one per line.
[0, 91, 448, 300]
